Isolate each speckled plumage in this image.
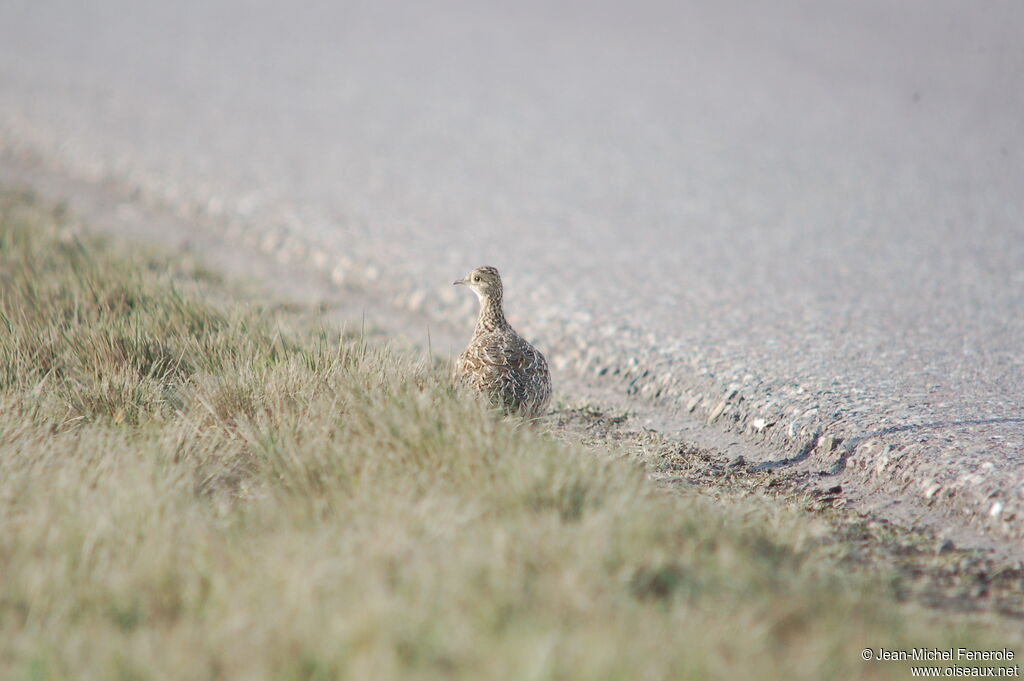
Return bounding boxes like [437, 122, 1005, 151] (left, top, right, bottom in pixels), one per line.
[453, 266, 551, 418]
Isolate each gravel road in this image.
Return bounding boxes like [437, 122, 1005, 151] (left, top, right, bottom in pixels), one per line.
[1, 0, 1022, 539]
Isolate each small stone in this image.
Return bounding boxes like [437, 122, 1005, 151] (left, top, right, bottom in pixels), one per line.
[330, 264, 347, 285]
[936, 539, 956, 555]
[310, 250, 329, 270]
[708, 400, 728, 422]
[260, 231, 282, 253]
[752, 417, 773, 432]
[206, 196, 224, 214]
[818, 435, 841, 453]
[406, 290, 426, 311]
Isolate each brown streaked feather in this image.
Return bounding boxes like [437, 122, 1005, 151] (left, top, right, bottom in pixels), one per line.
[453, 267, 551, 418]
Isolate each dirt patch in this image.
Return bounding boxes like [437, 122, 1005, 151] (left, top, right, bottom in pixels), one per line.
[551, 402, 1024, 620]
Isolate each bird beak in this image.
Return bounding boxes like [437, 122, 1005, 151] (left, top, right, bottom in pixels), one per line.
[453, 278, 465, 286]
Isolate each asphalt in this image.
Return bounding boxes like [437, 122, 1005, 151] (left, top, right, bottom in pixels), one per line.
[1, 0, 1022, 539]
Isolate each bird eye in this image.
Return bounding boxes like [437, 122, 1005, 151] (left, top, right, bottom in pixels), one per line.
[473, 275, 480, 281]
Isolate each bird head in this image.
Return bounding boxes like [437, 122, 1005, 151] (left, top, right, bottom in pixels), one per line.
[454, 265, 503, 300]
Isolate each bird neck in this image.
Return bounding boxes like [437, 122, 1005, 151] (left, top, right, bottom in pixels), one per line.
[475, 293, 508, 333]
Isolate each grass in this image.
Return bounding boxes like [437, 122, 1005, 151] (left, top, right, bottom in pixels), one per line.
[0, 190, 1019, 681]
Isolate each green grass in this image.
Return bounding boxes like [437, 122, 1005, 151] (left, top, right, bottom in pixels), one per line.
[0, 191, 1018, 681]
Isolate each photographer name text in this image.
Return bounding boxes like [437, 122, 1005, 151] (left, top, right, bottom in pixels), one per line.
[866, 649, 1015, 662]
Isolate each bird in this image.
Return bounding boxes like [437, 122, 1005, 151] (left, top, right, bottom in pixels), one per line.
[453, 266, 551, 419]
